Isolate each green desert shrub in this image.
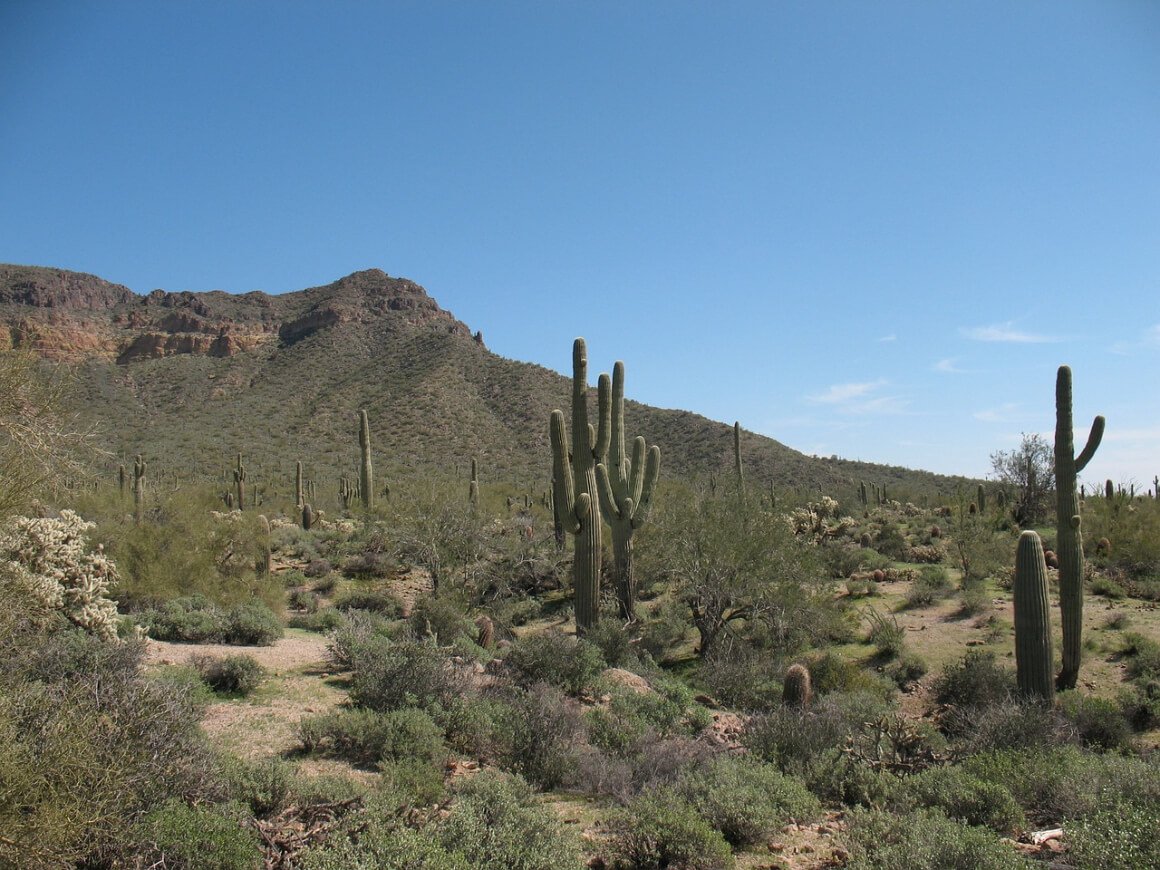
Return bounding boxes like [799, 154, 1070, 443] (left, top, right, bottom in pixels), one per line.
[905, 566, 953, 607]
[0, 628, 222, 867]
[1068, 799, 1160, 870]
[326, 608, 394, 670]
[132, 799, 261, 870]
[333, 588, 404, 616]
[218, 755, 296, 818]
[801, 748, 903, 808]
[1057, 691, 1133, 751]
[408, 594, 475, 644]
[288, 606, 345, 632]
[898, 765, 1025, 833]
[957, 746, 1160, 825]
[348, 636, 466, 713]
[138, 595, 282, 645]
[436, 771, 585, 870]
[191, 653, 266, 695]
[864, 607, 906, 659]
[301, 819, 467, 870]
[842, 806, 1030, 869]
[607, 787, 734, 870]
[489, 683, 584, 789]
[675, 755, 821, 846]
[933, 650, 1013, 709]
[503, 631, 604, 696]
[298, 707, 445, 768]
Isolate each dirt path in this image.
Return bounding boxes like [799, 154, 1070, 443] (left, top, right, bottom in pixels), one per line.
[145, 631, 347, 760]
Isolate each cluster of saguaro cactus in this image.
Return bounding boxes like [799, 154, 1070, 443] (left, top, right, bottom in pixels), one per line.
[1014, 530, 1054, 702]
[550, 339, 610, 632]
[359, 409, 374, 510]
[1054, 364, 1104, 691]
[596, 362, 660, 620]
[233, 454, 247, 511]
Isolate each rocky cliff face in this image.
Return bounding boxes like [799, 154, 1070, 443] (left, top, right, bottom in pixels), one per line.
[0, 265, 472, 363]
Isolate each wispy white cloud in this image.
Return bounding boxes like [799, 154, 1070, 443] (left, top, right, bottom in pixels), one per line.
[961, 321, 1060, 343]
[1109, 323, 1160, 355]
[806, 379, 909, 415]
[877, 334, 897, 343]
[934, 358, 966, 373]
[973, 402, 1020, 423]
[808, 380, 887, 404]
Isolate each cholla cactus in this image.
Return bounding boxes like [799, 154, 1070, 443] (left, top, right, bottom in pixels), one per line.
[0, 510, 120, 640]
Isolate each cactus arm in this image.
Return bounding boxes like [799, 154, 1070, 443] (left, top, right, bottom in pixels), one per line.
[595, 462, 623, 522]
[594, 372, 612, 461]
[1075, 415, 1105, 473]
[631, 445, 661, 530]
[627, 436, 646, 504]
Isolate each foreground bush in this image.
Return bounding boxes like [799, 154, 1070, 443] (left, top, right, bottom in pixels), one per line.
[607, 787, 734, 870]
[843, 806, 1030, 869]
[436, 772, 585, 870]
[138, 595, 283, 645]
[192, 653, 266, 695]
[133, 799, 261, 870]
[298, 707, 446, 768]
[0, 628, 220, 867]
[1067, 799, 1160, 870]
[675, 755, 821, 846]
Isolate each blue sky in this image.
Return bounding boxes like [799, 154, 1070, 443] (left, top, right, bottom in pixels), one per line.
[2, 1, 1157, 486]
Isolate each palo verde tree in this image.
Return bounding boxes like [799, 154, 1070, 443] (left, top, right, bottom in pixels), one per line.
[990, 433, 1054, 525]
[595, 361, 660, 621]
[1054, 364, 1104, 691]
[549, 338, 610, 632]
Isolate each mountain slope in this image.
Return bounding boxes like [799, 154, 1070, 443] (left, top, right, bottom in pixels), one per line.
[0, 264, 975, 503]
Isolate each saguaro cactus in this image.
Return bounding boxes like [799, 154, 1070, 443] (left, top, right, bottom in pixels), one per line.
[118, 464, 126, 499]
[977, 484, 986, 515]
[233, 454, 246, 511]
[469, 457, 479, 508]
[596, 361, 660, 621]
[295, 460, 304, 510]
[733, 421, 745, 504]
[1054, 364, 1105, 690]
[359, 409, 374, 510]
[1014, 531, 1054, 702]
[133, 454, 146, 522]
[549, 338, 610, 632]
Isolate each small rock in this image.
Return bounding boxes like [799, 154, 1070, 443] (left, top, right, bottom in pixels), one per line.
[768, 842, 785, 853]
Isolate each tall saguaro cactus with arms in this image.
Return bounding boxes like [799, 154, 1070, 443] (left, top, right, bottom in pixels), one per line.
[550, 338, 610, 632]
[1054, 364, 1105, 690]
[596, 361, 660, 621]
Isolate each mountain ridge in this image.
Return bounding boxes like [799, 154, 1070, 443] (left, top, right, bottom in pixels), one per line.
[0, 263, 976, 503]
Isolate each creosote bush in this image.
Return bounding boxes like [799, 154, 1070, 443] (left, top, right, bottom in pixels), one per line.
[675, 755, 821, 846]
[503, 630, 605, 696]
[191, 653, 266, 695]
[608, 787, 734, 870]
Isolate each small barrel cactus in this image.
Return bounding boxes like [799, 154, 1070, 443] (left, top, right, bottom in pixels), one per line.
[783, 663, 812, 709]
